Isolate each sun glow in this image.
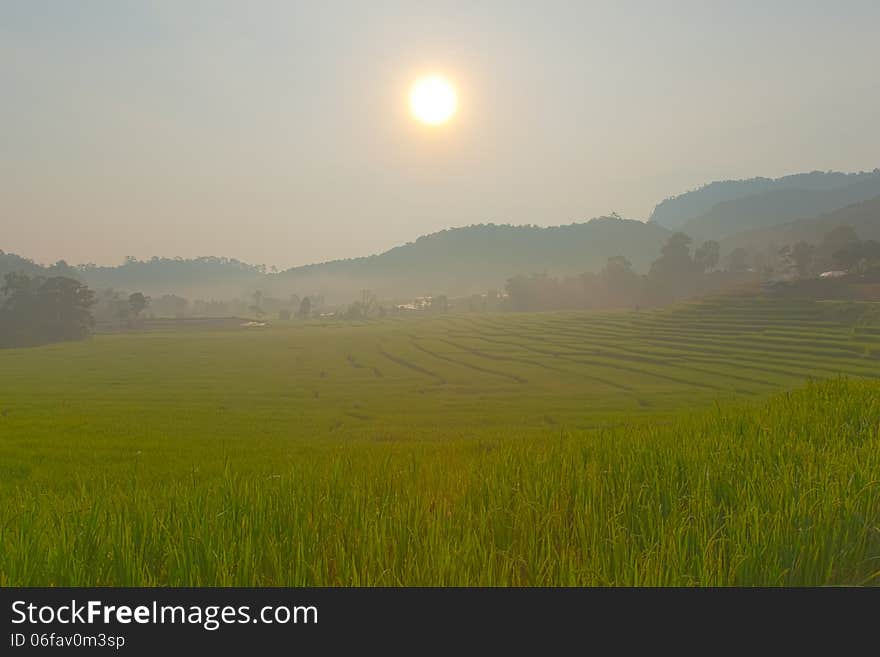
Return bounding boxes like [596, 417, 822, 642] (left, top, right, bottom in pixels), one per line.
[409, 75, 458, 126]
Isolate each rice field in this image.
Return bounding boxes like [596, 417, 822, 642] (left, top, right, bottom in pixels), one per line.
[1, 296, 879, 585]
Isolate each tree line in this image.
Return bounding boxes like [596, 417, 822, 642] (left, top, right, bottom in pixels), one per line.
[502, 225, 880, 312]
[3, 225, 877, 343]
[0, 273, 96, 347]
[0, 268, 332, 347]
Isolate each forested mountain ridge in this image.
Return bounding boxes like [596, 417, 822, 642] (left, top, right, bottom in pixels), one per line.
[720, 195, 880, 254]
[679, 175, 880, 242]
[650, 170, 880, 232]
[6, 168, 877, 305]
[3, 217, 671, 302]
[273, 217, 671, 301]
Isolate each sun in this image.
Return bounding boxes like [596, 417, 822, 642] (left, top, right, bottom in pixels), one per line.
[409, 75, 458, 126]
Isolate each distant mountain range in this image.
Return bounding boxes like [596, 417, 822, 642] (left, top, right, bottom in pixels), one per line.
[720, 195, 880, 253]
[272, 217, 671, 301]
[649, 170, 880, 231]
[4, 168, 879, 304]
[675, 176, 880, 242]
[2, 217, 671, 302]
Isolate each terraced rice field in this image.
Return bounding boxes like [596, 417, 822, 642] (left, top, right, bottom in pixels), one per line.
[1, 296, 879, 585]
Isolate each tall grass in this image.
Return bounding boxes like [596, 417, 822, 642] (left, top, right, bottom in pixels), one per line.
[2, 378, 878, 586]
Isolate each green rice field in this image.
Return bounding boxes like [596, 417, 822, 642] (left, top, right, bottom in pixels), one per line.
[1, 296, 879, 585]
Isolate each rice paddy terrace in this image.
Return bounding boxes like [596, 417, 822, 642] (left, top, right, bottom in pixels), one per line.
[1, 296, 878, 445]
[1, 295, 879, 585]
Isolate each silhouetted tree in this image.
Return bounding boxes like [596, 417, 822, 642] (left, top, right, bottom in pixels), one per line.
[791, 241, 816, 278]
[430, 295, 449, 313]
[250, 290, 265, 318]
[0, 273, 95, 347]
[601, 256, 641, 304]
[650, 233, 694, 278]
[694, 240, 720, 272]
[816, 225, 860, 271]
[726, 248, 749, 273]
[648, 232, 697, 299]
[360, 289, 377, 316]
[834, 239, 880, 273]
[344, 301, 367, 320]
[128, 292, 150, 320]
[152, 294, 189, 318]
[297, 296, 312, 319]
[780, 241, 815, 278]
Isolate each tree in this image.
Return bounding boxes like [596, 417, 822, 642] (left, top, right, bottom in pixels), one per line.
[249, 290, 265, 318]
[780, 241, 815, 278]
[344, 301, 367, 320]
[359, 289, 377, 316]
[694, 240, 720, 272]
[505, 274, 557, 311]
[834, 239, 880, 273]
[601, 256, 641, 304]
[726, 248, 749, 273]
[791, 241, 815, 278]
[152, 294, 189, 318]
[112, 298, 130, 326]
[816, 225, 859, 270]
[648, 232, 696, 300]
[297, 296, 312, 319]
[430, 294, 449, 313]
[0, 273, 95, 347]
[861, 240, 880, 269]
[650, 233, 694, 279]
[128, 292, 150, 320]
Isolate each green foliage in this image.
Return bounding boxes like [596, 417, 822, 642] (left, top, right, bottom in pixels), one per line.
[2, 218, 674, 305]
[726, 247, 749, 273]
[128, 292, 150, 318]
[0, 273, 96, 347]
[834, 240, 880, 273]
[649, 232, 696, 289]
[504, 239, 744, 313]
[783, 241, 816, 278]
[297, 296, 312, 319]
[0, 297, 879, 585]
[694, 240, 720, 272]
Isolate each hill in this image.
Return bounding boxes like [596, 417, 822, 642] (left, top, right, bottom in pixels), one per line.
[272, 217, 671, 302]
[1, 218, 670, 303]
[721, 195, 880, 253]
[650, 169, 880, 232]
[678, 175, 880, 242]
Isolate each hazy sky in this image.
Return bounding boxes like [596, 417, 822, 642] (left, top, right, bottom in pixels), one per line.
[3, 1, 879, 268]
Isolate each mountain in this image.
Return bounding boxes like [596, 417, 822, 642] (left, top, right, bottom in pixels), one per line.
[650, 170, 880, 231]
[678, 175, 880, 242]
[721, 195, 880, 253]
[271, 217, 671, 302]
[2, 217, 671, 303]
